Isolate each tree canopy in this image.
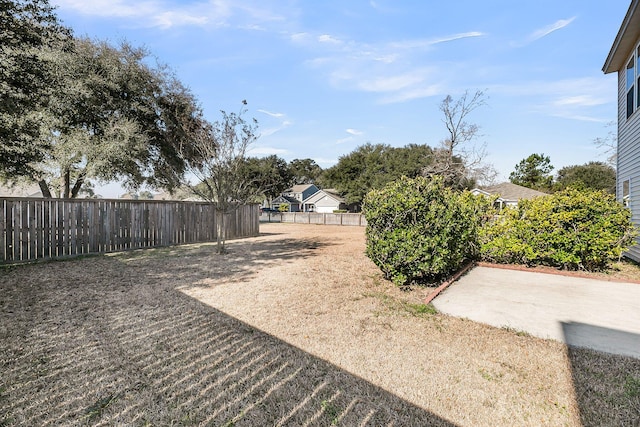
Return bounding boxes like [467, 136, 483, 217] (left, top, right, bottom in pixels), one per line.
[321, 143, 433, 206]
[555, 162, 616, 194]
[239, 155, 293, 201]
[1, 0, 210, 197]
[289, 158, 323, 185]
[0, 0, 72, 182]
[509, 153, 554, 191]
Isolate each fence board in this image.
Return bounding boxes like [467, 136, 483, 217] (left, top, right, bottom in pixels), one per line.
[0, 198, 259, 264]
[270, 212, 366, 227]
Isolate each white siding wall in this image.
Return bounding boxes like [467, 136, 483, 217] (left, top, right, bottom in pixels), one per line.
[315, 196, 340, 213]
[617, 67, 640, 261]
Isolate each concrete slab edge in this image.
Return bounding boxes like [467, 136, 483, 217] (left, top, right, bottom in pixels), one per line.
[424, 261, 476, 304]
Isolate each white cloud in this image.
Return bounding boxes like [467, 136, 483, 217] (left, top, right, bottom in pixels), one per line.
[389, 32, 485, 50]
[552, 95, 607, 108]
[52, 0, 158, 17]
[346, 129, 363, 136]
[248, 146, 290, 156]
[153, 11, 209, 29]
[298, 29, 483, 103]
[509, 17, 578, 47]
[290, 32, 310, 43]
[258, 109, 285, 118]
[52, 0, 286, 30]
[261, 120, 292, 137]
[357, 72, 426, 92]
[336, 136, 354, 144]
[529, 17, 576, 42]
[318, 34, 343, 45]
[378, 84, 444, 104]
[314, 157, 339, 167]
[492, 77, 615, 122]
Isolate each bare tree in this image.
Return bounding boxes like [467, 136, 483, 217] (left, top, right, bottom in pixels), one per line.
[423, 90, 495, 187]
[183, 101, 259, 253]
[593, 121, 617, 168]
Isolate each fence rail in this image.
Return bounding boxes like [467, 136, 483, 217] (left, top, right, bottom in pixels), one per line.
[260, 212, 367, 227]
[0, 198, 259, 264]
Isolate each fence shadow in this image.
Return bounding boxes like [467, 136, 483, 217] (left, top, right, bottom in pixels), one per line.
[0, 243, 457, 426]
[561, 322, 640, 426]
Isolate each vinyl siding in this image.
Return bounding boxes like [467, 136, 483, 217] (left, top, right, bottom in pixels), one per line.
[617, 65, 640, 261]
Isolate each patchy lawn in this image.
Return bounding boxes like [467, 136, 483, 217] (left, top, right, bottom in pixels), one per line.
[1, 223, 639, 426]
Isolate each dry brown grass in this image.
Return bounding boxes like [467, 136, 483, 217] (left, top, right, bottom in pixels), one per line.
[1, 223, 639, 426]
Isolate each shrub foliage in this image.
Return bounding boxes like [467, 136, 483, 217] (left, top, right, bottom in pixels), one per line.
[363, 176, 489, 286]
[479, 188, 637, 270]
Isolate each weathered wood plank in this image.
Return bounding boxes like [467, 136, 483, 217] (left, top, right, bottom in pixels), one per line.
[0, 198, 258, 264]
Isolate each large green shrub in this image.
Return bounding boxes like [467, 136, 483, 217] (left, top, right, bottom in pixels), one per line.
[479, 188, 637, 270]
[363, 176, 490, 286]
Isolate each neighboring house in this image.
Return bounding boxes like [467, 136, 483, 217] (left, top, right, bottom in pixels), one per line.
[271, 195, 302, 212]
[471, 182, 547, 209]
[0, 184, 43, 198]
[604, 0, 640, 261]
[271, 184, 320, 212]
[301, 189, 347, 213]
[281, 184, 320, 204]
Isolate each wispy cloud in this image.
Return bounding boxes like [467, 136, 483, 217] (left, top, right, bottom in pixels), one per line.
[299, 30, 483, 103]
[551, 95, 606, 108]
[258, 109, 285, 118]
[247, 146, 290, 156]
[52, 0, 285, 30]
[318, 34, 343, 45]
[391, 32, 485, 49]
[337, 128, 364, 144]
[261, 120, 292, 137]
[529, 17, 576, 42]
[492, 77, 614, 122]
[257, 108, 292, 137]
[511, 17, 577, 47]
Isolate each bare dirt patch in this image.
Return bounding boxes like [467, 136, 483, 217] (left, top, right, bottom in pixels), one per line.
[1, 223, 639, 426]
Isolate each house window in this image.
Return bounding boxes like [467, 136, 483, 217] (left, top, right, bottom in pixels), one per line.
[627, 58, 635, 118]
[623, 178, 630, 208]
[637, 46, 640, 109]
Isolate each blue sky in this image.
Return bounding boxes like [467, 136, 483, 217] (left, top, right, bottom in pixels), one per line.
[50, 0, 629, 197]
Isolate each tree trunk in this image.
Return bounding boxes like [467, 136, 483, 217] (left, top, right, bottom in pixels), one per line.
[70, 169, 87, 198]
[62, 169, 70, 198]
[38, 180, 52, 198]
[216, 209, 226, 254]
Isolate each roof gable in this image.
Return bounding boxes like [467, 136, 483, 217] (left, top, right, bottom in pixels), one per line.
[604, 0, 640, 73]
[302, 189, 344, 205]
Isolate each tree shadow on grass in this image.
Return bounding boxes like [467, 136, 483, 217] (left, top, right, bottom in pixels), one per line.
[561, 322, 640, 426]
[0, 244, 457, 426]
[112, 236, 336, 289]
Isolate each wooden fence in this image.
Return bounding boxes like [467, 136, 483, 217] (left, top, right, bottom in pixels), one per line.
[0, 198, 259, 264]
[261, 212, 367, 227]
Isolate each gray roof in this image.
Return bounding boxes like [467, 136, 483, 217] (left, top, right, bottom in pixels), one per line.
[273, 195, 300, 204]
[475, 182, 547, 202]
[286, 184, 318, 193]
